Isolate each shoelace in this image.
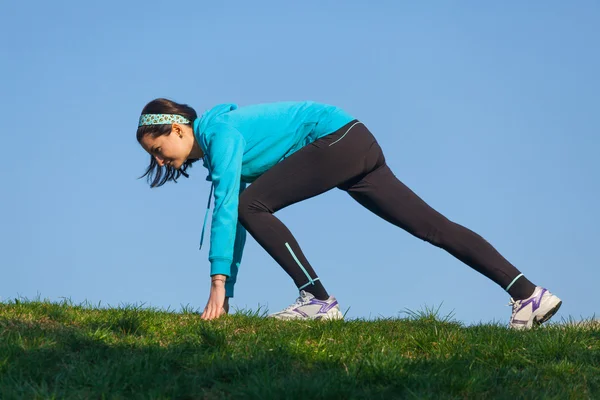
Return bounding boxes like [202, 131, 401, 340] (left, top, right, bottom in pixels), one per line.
[282, 293, 311, 312]
[507, 298, 521, 321]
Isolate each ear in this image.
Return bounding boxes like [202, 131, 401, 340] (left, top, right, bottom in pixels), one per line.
[172, 124, 184, 138]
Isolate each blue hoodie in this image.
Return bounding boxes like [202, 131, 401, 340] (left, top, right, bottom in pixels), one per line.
[193, 101, 355, 297]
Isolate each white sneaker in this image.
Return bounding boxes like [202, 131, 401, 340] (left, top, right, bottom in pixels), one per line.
[268, 290, 343, 320]
[508, 286, 562, 329]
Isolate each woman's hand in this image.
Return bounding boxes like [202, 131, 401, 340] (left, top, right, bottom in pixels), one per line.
[201, 275, 228, 320]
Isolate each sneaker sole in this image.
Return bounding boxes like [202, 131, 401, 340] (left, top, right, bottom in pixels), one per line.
[269, 308, 344, 321]
[534, 300, 562, 326]
[315, 309, 344, 321]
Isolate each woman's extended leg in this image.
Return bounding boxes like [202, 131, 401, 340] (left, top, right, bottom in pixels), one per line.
[338, 123, 561, 328]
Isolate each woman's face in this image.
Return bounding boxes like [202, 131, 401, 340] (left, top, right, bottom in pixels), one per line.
[139, 124, 196, 170]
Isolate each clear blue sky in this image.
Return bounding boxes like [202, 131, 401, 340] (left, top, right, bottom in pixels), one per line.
[2, 1, 598, 325]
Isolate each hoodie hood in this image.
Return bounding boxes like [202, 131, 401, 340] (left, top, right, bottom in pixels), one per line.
[194, 103, 238, 144]
[193, 103, 239, 182]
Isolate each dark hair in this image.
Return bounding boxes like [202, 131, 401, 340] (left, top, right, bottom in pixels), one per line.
[136, 98, 199, 188]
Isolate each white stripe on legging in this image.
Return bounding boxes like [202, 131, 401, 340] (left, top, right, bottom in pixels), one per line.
[285, 242, 320, 289]
[328, 121, 363, 147]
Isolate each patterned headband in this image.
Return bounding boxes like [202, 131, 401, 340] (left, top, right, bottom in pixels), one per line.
[138, 114, 191, 127]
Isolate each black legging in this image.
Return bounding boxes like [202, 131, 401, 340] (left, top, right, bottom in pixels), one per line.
[238, 120, 536, 300]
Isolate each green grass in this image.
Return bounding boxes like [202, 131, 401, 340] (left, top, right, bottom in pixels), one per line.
[0, 298, 598, 399]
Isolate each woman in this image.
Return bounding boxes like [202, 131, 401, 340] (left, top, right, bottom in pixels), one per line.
[136, 98, 562, 329]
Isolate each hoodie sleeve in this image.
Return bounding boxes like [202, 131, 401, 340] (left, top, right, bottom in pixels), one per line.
[225, 182, 247, 298]
[204, 123, 246, 278]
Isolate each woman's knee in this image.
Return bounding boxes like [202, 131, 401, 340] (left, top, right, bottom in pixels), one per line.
[238, 191, 271, 224]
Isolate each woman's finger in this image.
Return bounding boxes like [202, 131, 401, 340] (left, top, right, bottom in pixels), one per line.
[210, 306, 222, 320]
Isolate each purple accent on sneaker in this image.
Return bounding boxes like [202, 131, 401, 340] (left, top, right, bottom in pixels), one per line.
[309, 298, 338, 314]
[292, 298, 338, 316]
[514, 288, 546, 314]
[320, 299, 339, 313]
[293, 308, 309, 317]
